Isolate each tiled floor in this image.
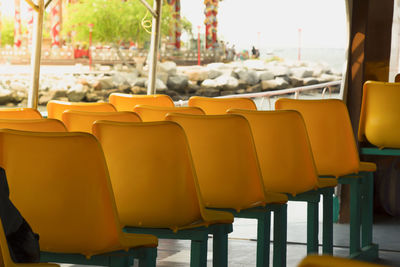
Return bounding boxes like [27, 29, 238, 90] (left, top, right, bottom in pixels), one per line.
[60, 202, 400, 267]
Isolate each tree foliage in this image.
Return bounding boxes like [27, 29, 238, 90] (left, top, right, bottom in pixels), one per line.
[62, 0, 173, 46]
[0, 17, 15, 46]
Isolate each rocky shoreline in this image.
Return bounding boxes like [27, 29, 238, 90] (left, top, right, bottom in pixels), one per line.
[0, 59, 342, 107]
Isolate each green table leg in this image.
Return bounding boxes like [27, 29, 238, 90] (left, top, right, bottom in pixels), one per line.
[211, 224, 232, 267]
[350, 179, 361, 255]
[361, 171, 373, 247]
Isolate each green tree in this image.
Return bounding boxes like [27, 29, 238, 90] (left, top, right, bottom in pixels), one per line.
[62, 0, 173, 46]
[1, 17, 16, 46]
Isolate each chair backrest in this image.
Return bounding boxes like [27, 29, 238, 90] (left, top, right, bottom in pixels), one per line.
[0, 108, 42, 119]
[358, 81, 400, 148]
[298, 255, 388, 267]
[165, 114, 266, 211]
[109, 93, 174, 111]
[93, 121, 209, 229]
[188, 96, 257, 115]
[47, 100, 116, 120]
[275, 98, 360, 177]
[0, 130, 131, 256]
[133, 105, 205, 122]
[62, 110, 141, 133]
[228, 109, 319, 195]
[0, 119, 67, 132]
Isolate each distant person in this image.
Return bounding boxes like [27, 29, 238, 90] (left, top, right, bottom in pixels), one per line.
[252, 46, 260, 59]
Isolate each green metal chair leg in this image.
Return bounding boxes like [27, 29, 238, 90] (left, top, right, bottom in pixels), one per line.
[138, 247, 157, 267]
[307, 201, 319, 254]
[322, 188, 334, 254]
[256, 211, 271, 267]
[349, 180, 361, 255]
[211, 224, 232, 267]
[360, 171, 373, 247]
[110, 255, 129, 267]
[191, 239, 208, 267]
[272, 204, 287, 267]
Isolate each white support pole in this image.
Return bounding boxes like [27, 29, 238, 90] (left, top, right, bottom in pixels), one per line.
[28, 0, 44, 109]
[147, 0, 163, 95]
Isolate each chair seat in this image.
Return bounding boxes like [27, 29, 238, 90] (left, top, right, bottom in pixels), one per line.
[120, 232, 158, 249]
[359, 161, 377, 172]
[317, 178, 338, 188]
[202, 208, 234, 225]
[265, 191, 289, 204]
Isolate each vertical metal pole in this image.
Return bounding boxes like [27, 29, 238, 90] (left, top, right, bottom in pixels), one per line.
[147, 0, 163, 95]
[197, 25, 201, 66]
[28, 0, 44, 109]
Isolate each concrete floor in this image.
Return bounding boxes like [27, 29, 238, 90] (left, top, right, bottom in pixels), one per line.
[56, 202, 399, 266]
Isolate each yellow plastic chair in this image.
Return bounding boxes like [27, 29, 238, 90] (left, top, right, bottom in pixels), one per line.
[359, 81, 400, 149]
[188, 96, 257, 114]
[298, 255, 388, 267]
[0, 108, 42, 119]
[228, 109, 337, 255]
[47, 100, 116, 120]
[93, 121, 233, 267]
[166, 113, 288, 267]
[0, 119, 67, 132]
[276, 98, 378, 260]
[109, 93, 174, 111]
[0, 129, 158, 267]
[62, 110, 141, 133]
[0, 217, 60, 267]
[133, 105, 205, 122]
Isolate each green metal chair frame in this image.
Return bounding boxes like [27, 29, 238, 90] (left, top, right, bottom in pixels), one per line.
[210, 204, 287, 267]
[125, 224, 232, 267]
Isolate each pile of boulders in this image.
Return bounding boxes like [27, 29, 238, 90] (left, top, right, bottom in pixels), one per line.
[0, 59, 342, 107]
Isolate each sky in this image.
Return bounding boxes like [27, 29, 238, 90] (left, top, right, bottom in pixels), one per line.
[180, 0, 348, 49]
[1, 0, 348, 49]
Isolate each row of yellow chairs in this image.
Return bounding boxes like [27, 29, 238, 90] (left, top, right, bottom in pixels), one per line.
[0, 92, 384, 267]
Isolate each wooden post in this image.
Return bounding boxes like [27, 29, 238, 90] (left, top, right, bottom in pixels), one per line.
[147, 0, 163, 95]
[28, 0, 44, 109]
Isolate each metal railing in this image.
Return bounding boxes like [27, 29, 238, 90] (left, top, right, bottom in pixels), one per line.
[175, 80, 342, 110]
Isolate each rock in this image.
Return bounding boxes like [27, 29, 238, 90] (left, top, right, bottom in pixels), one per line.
[236, 89, 246, 94]
[118, 84, 132, 93]
[259, 71, 274, 81]
[215, 75, 239, 91]
[164, 90, 179, 98]
[157, 72, 169, 85]
[261, 77, 289, 91]
[188, 82, 200, 93]
[206, 62, 226, 70]
[133, 78, 148, 88]
[130, 86, 147, 94]
[159, 61, 177, 75]
[243, 60, 267, 70]
[9, 82, 26, 91]
[269, 66, 289, 77]
[290, 77, 304, 87]
[67, 84, 89, 102]
[291, 67, 314, 78]
[201, 79, 218, 89]
[220, 90, 235, 96]
[112, 71, 139, 86]
[0, 89, 14, 105]
[49, 87, 68, 99]
[208, 69, 223, 79]
[246, 84, 262, 93]
[318, 74, 339, 83]
[145, 78, 167, 92]
[303, 77, 319, 86]
[85, 93, 100, 102]
[233, 69, 259, 85]
[197, 88, 220, 97]
[167, 74, 189, 92]
[97, 76, 114, 90]
[185, 68, 209, 82]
